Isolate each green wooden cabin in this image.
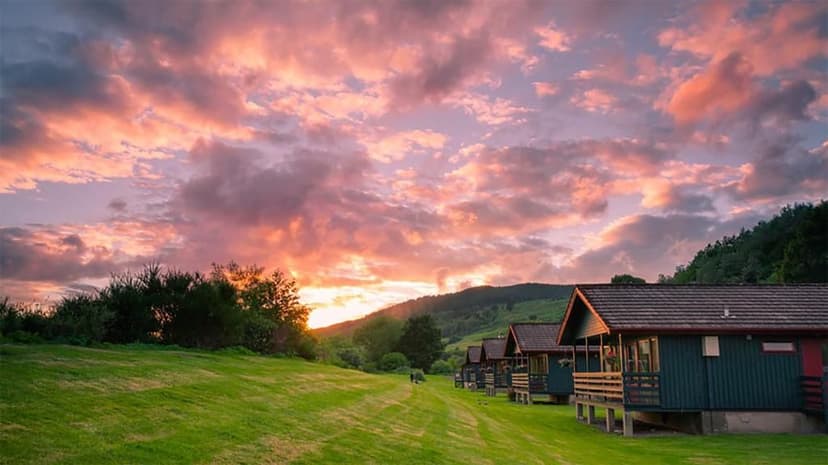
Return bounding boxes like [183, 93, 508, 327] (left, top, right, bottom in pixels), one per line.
[461, 346, 483, 390]
[504, 323, 599, 404]
[558, 284, 828, 436]
[480, 337, 511, 396]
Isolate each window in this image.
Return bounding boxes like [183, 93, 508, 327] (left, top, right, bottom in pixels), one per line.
[761, 341, 795, 353]
[638, 339, 651, 372]
[703, 336, 720, 357]
[624, 337, 660, 372]
[529, 354, 548, 374]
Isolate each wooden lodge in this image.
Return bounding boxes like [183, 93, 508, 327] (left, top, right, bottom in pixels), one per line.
[558, 284, 828, 436]
[480, 337, 510, 396]
[504, 323, 599, 404]
[461, 345, 484, 390]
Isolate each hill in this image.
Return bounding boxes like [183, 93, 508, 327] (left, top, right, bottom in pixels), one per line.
[314, 283, 573, 340]
[3, 344, 825, 464]
[664, 201, 827, 284]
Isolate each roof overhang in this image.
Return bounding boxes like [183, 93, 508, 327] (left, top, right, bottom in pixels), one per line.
[557, 286, 611, 345]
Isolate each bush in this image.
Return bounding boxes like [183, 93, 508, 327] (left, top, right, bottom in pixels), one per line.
[49, 295, 113, 344]
[379, 352, 409, 371]
[336, 346, 364, 369]
[412, 368, 426, 382]
[429, 359, 453, 374]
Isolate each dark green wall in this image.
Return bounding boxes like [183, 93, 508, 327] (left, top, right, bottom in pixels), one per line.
[548, 352, 600, 395]
[657, 335, 802, 411]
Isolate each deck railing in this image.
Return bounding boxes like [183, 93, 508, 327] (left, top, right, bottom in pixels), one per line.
[573, 372, 623, 403]
[484, 372, 495, 387]
[573, 372, 661, 407]
[623, 372, 660, 407]
[511, 372, 548, 393]
[801, 375, 827, 418]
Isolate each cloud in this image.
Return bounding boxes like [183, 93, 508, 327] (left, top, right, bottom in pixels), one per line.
[552, 211, 764, 283]
[571, 88, 618, 113]
[665, 52, 818, 128]
[725, 137, 828, 201]
[533, 81, 559, 97]
[535, 22, 571, 51]
[658, 1, 828, 77]
[0, 227, 117, 282]
[666, 52, 755, 125]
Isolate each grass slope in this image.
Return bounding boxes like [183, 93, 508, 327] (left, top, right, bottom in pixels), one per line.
[2, 345, 826, 465]
[445, 297, 568, 351]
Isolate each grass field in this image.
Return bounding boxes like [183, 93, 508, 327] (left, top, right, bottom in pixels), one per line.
[2, 344, 826, 465]
[446, 298, 568, 351]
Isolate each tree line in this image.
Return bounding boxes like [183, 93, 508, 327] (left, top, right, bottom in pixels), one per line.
[0, 263, 316, 358]
[660, 201, 827, 284]
[317, 314, 446, 375]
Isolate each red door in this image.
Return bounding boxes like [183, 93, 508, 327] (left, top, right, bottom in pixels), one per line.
[801, 339, 826, 377]
[800, 338, 827, 412]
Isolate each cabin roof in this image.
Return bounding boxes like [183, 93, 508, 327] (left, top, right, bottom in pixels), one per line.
[559, 284, 828, 343]
[507, 323, 572, 353]
[465, 345, 482, 364]
[480, 337, 508, 360]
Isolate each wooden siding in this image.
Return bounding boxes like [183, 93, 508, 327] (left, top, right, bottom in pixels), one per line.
[657, 335, 803, 411]
[569, 299, 607, 339]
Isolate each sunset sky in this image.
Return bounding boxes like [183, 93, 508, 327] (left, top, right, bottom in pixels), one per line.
[1, 0, 826, 328]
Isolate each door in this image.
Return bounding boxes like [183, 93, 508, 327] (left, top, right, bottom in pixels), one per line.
[800, 338, 827, 412]
[801, 338, 826, 377]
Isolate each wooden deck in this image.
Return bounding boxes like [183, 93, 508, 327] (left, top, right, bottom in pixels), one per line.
[572, 371, 661, 436]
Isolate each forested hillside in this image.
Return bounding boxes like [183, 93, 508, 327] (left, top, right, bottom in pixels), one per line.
[314, 283, 572, 339]
[663, 202, 827, 284]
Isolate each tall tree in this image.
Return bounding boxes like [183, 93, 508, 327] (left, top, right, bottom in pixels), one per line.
[396, 314, 444, 372]
[352, 316, 403, 364]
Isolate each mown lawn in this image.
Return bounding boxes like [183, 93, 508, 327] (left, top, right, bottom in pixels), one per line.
[1, 344, 826, 465]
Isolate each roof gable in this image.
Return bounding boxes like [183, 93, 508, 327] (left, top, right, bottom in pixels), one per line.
[480, 338, 508, 361]
[464, 345, 481, 364]
[505, 323, 572, 354]
[559, 284, 828, 343]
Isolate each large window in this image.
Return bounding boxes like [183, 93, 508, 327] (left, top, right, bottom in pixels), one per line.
[529, 354, 548, 374]
[624, 337, 659, 373]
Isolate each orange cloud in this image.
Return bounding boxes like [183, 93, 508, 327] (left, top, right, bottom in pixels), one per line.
[658, 1, 827, 76]
[666, 53, 755, 125]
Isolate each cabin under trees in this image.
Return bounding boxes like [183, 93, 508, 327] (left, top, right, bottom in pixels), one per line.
[558, 284, 828, 436]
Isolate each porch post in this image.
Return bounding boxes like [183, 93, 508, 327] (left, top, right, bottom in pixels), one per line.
[599, 333, 604, 373]
[623, 412, 634, 437]
[606, 408, 615, 432]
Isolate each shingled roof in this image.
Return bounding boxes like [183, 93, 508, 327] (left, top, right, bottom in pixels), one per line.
[480, 337, 508, 361]
[464, 345, 481, 364]
[506, 323, 572, 354]
[559, 284, 828, 343]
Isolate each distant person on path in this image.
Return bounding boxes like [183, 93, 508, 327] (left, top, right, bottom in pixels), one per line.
[409, 372, 414, 383]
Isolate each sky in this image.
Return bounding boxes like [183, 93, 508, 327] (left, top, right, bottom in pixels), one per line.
[1, 0, 826, 328]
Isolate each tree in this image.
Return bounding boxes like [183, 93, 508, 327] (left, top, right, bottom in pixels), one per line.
[352, 316, 403, 364]
[379, 352, 409, 371]
[610, 274, 646, 284]
[778, 202, 828, 283]
[396, 314, 444, 372]
[213, 262, 314, 357]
